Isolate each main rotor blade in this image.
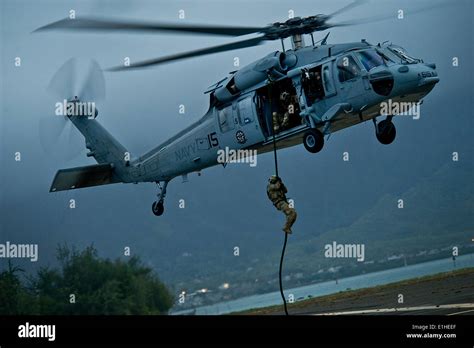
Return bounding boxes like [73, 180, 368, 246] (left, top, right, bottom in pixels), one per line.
[327, 0, 367, 18]
[34, 17, 264, 37]
[107, 36, 267, 71]
[328, 1, 449, 28]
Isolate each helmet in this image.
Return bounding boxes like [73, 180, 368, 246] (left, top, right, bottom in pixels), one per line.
[280, 91, 290, 101]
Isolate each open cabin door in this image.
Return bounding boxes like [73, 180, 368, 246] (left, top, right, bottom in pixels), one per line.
[255, 78, 304, 140]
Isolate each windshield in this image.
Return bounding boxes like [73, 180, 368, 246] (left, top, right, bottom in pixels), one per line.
[387, 45, 421, 64]
[355, 49, 386, 71]
[379, 48, 401, 63]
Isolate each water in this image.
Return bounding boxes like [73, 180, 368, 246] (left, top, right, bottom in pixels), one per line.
[172, 253, 474, 315]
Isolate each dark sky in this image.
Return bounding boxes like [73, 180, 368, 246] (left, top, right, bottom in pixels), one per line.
[1, 0, 473, 287]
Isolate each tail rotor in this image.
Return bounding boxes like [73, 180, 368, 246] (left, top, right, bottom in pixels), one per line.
[39, 58, 106, 162]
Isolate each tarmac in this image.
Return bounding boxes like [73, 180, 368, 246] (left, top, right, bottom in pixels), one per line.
[245, 268, 474, 315]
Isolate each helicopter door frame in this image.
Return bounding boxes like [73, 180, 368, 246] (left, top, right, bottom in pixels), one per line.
[334, 52, 368, 110]
[298, 62, 333, 119]
[322, 60, 336, 98]
[215, 103, 240, 149]
[298, 60, 337, 111]
[216, 103, 236, 134]
[233, 94, 265, 147]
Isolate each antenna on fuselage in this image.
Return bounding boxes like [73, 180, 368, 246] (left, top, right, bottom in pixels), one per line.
[320, 32, 330, 45]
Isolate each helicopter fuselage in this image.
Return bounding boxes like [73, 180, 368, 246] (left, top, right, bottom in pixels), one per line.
[119, 40, 438, 185]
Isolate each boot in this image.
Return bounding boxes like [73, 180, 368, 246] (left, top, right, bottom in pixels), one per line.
[282, 226, 292, 234]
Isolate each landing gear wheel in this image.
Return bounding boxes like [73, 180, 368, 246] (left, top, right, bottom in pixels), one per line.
[303, 129, 324, 153]
[376, 120, 396, 145]
[152, 200, 164, 216]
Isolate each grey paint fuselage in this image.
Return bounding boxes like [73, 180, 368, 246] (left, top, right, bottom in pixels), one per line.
[124, 41, 439, 185]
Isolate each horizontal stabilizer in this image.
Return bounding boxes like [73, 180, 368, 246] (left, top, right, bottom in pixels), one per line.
[50, 163, 116, 192]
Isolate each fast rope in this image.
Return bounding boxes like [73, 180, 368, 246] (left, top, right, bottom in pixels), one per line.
[269, 80, 289, 316]
[273, 129, 289, 316]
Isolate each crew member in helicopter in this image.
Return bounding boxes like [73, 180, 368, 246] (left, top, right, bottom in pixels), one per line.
[304, 69, 325, 102]
[272, 91, 291, 133]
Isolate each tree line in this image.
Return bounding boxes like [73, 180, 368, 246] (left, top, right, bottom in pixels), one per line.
[0, 245, 174, 315]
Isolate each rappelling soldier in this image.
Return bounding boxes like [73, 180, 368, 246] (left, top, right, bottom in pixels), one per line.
[266, 175, 297, 234]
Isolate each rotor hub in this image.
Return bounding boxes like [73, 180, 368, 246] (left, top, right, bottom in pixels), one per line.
[263, 15, 330, 40]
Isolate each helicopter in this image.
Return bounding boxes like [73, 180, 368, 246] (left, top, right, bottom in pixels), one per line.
[35, 1, 440, 216]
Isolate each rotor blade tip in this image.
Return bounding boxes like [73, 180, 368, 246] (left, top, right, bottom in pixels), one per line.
[105, 66, 125, 72]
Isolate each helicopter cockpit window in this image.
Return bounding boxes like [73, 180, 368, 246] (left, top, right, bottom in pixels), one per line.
[380, 48, 401, 64]
[218, 106, 235, 133]
[387, 46, 421, 64]
[355, 50, 385, 71]
[337, 55, 361, 82]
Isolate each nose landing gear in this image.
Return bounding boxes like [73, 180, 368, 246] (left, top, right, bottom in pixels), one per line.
[374, 116, 396, 145]
[152, 181, 168, 216]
